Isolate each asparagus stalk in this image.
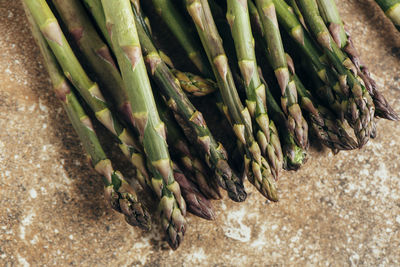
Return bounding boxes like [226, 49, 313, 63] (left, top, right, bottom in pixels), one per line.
[23, 3, 150, 230]
[226, 0, 283, 179]
[172, 69, 217, 97]
[288, 0, 307, 28]
[151, 0, 213, 77]
[260, 71, 307, 170]
[101, 0, 186, 249]
[186, 0, 278, 201]
[254, 0, 309, 150]
[50, 0, 150, 188]
[316, 0, 399, 121]
[248, 3, 307, 167]
[209, 0, 251, 97]
[156, 97, 221, 200]
[375, 0, 400, 30]
[315, 0, 347, 46]
[296, 0, 376, 147]
[131, 4, 246, 202]
[81, 0, 111, 45]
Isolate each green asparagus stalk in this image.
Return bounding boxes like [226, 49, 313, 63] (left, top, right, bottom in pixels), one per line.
[131, 4, 246, 202]
[259, 71, 307, 170]
[296, 0, 376, 147]
[288, 0, 306, 28]
[375, 0, 400, 30]
[23, 3, 151, 230]
[254, 0, 309, 150]
[81, 0, 111, 45]
[247, 3, 307, 167]
[226, 0, 283, 179]
[101, 0, 186, 249]
[316, 0, 399, 121]
[186, 0, 278, 201]
[156, 98, 221, 200]
[50, 0, 150, 188]
[172, 69, 217, 97]
[151, 0, 213, 77]
[208, 0, 251, 97]
[315, 0, 347, 47]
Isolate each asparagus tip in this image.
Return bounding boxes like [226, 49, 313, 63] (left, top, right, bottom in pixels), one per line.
[105, 181, 151, 231]
[283, 145, 307, 171]
[376, 108, 400, 121]
[187, 197, 216, 220]
[227, 184, 247, 202]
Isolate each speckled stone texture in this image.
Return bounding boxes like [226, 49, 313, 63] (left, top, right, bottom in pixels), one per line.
[1, 1, 400, 266]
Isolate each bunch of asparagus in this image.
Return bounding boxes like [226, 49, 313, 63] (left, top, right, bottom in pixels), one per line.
[23, 0, 398, 249]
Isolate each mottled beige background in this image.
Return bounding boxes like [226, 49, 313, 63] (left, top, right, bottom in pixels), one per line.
[1, 0, 400, 266]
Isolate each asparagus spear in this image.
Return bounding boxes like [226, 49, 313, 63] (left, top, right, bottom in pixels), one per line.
[186, 0, 278, 201]
[316, 0, 399, 121]
[50, 0, 150, 188]
[209, 0, 252, 97]
[23, 3, 150, 230]
[254, 0, 309, 151]
[151, 0, 213, 77]
[81, 0, 111, 45]
[101, 0, 186, 249]
[295, 0, 376, 147]
[375, 0, 400, 30]
[156, 97, 221, 200]
[131, 4, 246, 202]
[247, 3, 307, 167]
[226, 0, 283, 179]
[315, 0, 346, 46]
[260, 71, 307, 170]
[287, 0, 307, 28]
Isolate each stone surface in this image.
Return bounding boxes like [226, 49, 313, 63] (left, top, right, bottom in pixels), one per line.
[1, 1, 400, 266]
